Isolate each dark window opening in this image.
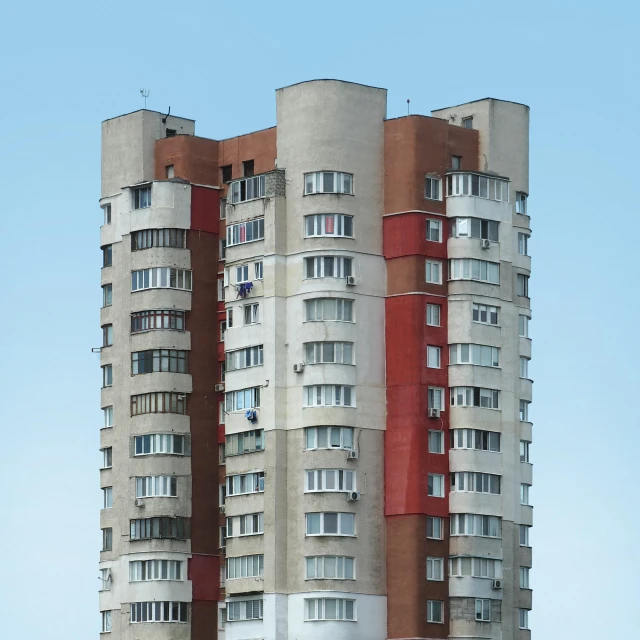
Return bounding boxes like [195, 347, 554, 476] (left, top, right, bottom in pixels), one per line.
[462, 117, 473, 129]
[243, 160, 255, 177]
[452, 155, 462, 170]
[221, 165, 232, 183]
[165, 129, 176, 138]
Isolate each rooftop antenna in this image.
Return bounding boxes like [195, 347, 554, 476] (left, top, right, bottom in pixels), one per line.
[407, 99, 410, 115]
[140, 88, 150, 109]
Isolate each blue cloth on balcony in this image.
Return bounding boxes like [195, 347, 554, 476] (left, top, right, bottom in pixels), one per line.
[236, 282, 254, 299]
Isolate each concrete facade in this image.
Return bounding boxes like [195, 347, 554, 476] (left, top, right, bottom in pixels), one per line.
[98, 84, 532, 640]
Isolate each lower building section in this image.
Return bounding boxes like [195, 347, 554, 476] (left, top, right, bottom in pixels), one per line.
[224, 592, 387, 640]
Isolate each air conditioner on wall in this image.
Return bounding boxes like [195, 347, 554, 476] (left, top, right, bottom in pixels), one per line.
[293, 363, 305, 373]
[215, 383, 225, 392]
[481, 239, 491, 249]
[135, 498, 144, 507]
[428, 408, 441, 418]
[492, 579, 503, 590]
[347, 450, 358, 460]
[346, 276, 357, 286]
[347, 491, 360, 502]
[219, 505, 225, 514]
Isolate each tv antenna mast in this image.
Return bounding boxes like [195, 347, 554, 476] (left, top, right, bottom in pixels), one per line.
[140, 88, 150, 109]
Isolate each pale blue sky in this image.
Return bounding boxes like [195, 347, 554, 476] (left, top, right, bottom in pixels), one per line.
[0, 0, 638, 637]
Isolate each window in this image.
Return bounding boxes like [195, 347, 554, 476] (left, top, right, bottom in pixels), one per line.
[136, 476, 178, 498]
[219, 238, 226, 261]
[218, 277, 225, 301]
[428, 473, 445, 497]
[131, 267, 192, 292]
[236, 265, 249, 283]
[226, 345, 263, 371]
[133, 434, 185, 456]
[449, 258, 499, 283]
[305, 342, 353, 365]
[306, 469, 355, 493]
[427, 346, 441, 368]
[451, 429, 500, 452]
[244, 303, 259, 325]
[519, 315, 530, 337]
[305, 298, 353, 322]
[226, 429, 264, 456]
[102, 365, 112, 388]
[131, 349, 188, 375]
[102, 324, 113, 347]
[305, 213, 354, 237]
[425, 260, 442, 284]
[133, 186, 151, 209]
[473, 303, 499, 325]
[306, 556, 355, 580]
[102, 487, 113, 509]
[131, 309, 185, 333]
[219, 442, 226, 462]
[305, 512, 355, 536]
[520, 440, 531, 462]
[520, 357, 530, 379]
[100, 569, 111, 591]
[102, 406, 113, 429]
[446, 172, 509, 202]
[475, 599, 491, 622]
[516, 192, 528, 215]
[428, 430, 444, 454]
[449, 343, 500, 367]
[221, 165, 232, 183]
[521, 484, 531, 505]
[130, 560, 182, 581]
[427, 557, 444, 581]
[451, 155, 462, 170]
[519, 609, 530, 629]
[225, 387, 260, 412]
[450, 513, 501, 538]
[517, 273, 529, 297]
[227, 471, 265, 496]
[518, 232, 529, 256]
[450, 556, 502, 579]
[428, 387, 445, 411]
[519, 400, 531, 422]
[165, 164, 175, 178]
[219, 525, 226, 549]
[427, 516, 443, 539]
[130, 517, 189, 540]
[425, 176, 441, 200]
[102, 284, 112, 307]
[102, 245, 112, 267]
[426, 304, 441, 326]
[304, 256, 352, 279]
[305, 426, 354, 451]
[227, 599, 263, 622]
[451, 472, 501, 494]
[450, 217, 499, 241]
[304, 385, 354, 407]
[426, 219, 442, 242]
[226, 218, 265, 247]
[227, 555, 264, 579]
[304, 171, 353, 195]
[305, 598, 355, 621]
[427, 600, 443, 623]
[130, 392, 186, 416]
[450, 386, 500, 409]
[243, 160, 254, 177]
[226, 513, 264, 537]
[519, 525, 531, 547]
[101, 447, 112, 469]
[229, 175, 266, 204]
[102, 528, 112, 551]
[462, 116, 473, 129]
[520, 567, 530, 589]
[220, 320, 226, 341]
[254, 261, 263, 279]
[102, 204, 111, 225]
[131, 229, 186, 251]
[101, 611, 111, 633]
[165, 129, 176, 138]
[130, 601, 188, 623]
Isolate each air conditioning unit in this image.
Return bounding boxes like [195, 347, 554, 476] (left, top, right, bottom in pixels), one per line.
[215, 383, 225, 392]
[346, 276, 357, 286]
[219, 505, 226, 514]
[135, 498, 145, 507]
[428, 408, 441, 418]
[347, 491, 360, 502]
[347, 449, 359, 460]
[481, 239, 491, 249]
[491, 579, 503, 590]
[293, 363, 305, 373]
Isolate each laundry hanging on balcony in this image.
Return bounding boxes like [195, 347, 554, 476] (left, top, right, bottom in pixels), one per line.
[236, 282, 254, 299]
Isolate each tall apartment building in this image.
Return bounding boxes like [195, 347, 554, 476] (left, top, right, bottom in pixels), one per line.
[98, 80, 532, 640]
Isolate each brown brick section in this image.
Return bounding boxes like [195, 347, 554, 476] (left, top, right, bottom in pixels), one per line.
[387, 514, 449, 638]
[155, 135, 220, 185]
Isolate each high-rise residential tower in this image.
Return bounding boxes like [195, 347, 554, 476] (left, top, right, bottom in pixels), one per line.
[98, 80, 532, 640]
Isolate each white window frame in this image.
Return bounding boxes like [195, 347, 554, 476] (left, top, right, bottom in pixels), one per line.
[426, 218, 442, 242]
[428, 387, 445, 411]
[101, 447, 112, 469]
[102, 487, 113, 509]
[305, 469, 355, 493]
[475, 598, 491, 622]
[100, 568, 111, 591]
[304, 256, 353, 279]
[519, 525, 531, 547]
[135, 476, 178, 498]
[424, 176, 442, 201]
[520, 357, 530, 379]
[236, 264, 249, 283]
[226, 471, 265, 496]
[304, 171, 353, 195]
[450, 513, 502, 538]
[304, 597, 356, 621]
[425, 260, 442, 284]
[519, 314, 530, 337]
[427, 346, 441, 369]
[305, 298, 354, 322]
[520, 440, 531, 462]
[520, 483, 531, 505]
[519, 566, 530, 589]
[449, 258, 500, 284]
[446, 172, 509, 202]
[520, 400, 531, 422]
[517, 273, 530, 297]
[451, 428, 500, 452]
[226, 599, 264, 622]
[519, 609, 530, 629]
[226, 218, 265, 246]
[133, 186, 151, 209]
[305, 341, 354, 365]
[451, 472, 501, 495]
[305, 556, 355, 580]
[226, 554, 264, 580]
[449, 343, 500, 367]
[516, 192, 528, 215]
[428, 473, 445, 497]
[427, 557, 444, 581]
[426, 303, 441, 326]
[305, 426, 354, 451]
[225, 429, 265, 456]
[103, 406, 114, 429]
[226, 345, 264, 371]
[229, 174, 266, 204]
[450, 386, 500, 410]
[304, 385, 355, 407]
[472, 303, 499, 326]
[225, 387, 261, 412]
[428, 430, 444, 454]
[427, 600, 443, 623]
[226, 513, 264, 538]
[451, 217, 499, 241]
[305, 512, 355, 536]
[129, 559, 182, 582]
[305, 213, 354, 238]
[254, 261, 263, 280]
[427, 516, 443, 540]
[518, 232, 529, 256]
[450, 556, 502, 579]
[131, 267, 193, 292]
[101, 611, 112, 633]
[133, 433, 185, 456]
